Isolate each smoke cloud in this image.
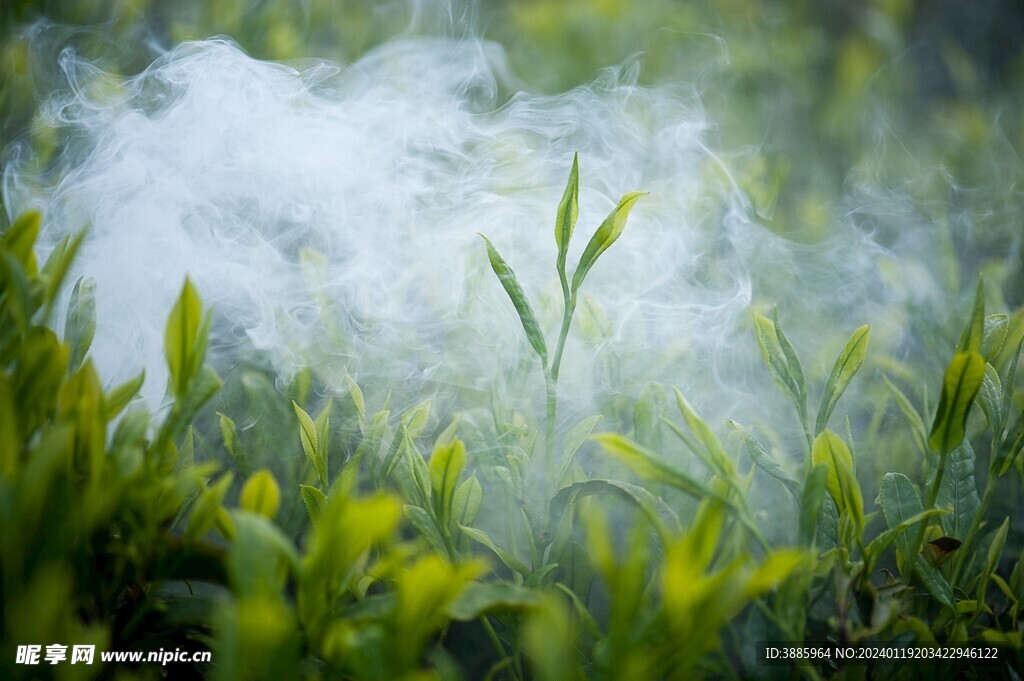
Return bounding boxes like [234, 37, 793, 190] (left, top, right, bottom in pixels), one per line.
[2, 32, 950, 446]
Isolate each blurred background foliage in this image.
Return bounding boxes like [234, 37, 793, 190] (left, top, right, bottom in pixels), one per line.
[3, 0, 1024, 307]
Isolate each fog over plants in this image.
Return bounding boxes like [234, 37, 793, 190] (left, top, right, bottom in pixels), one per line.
[1, 1, 1022, 680]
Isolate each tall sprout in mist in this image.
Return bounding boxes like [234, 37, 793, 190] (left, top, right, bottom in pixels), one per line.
[1, 32, 970, 469]
[481, 153, 644, 484]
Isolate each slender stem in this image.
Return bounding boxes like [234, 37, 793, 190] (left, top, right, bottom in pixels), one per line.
[950, 477, 995, 587]
[551, 293, 576, 383]
[907, 450, 949, 581]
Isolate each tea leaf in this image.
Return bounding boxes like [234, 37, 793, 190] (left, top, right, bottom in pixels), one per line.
[104, 371, 144, 421]
[550, 478, 682, 544]
[554, 152, 579, 270]
[753, 312, 801, 409]
[299, 485, 327, 522]
[405, 504, 448, 555]
[343, 370, 365, 423]
[593, 433, 718, 502]
[429, 437, 466, 522]
[936, 440, 979, 540]
[914, 557, 955, 609]
[459, 524, 530, 576]
[811, 430, 863, 530]
[799, 465, 828, 547]
[401, 399, 431, 438]
[240, 469, 281, 520]
[64, 276, 96, 372]
[975, 363, 1004, 434]
[866, 508, 944, 565]
[981, 314, 1009, 360]
[1, 210, 40, 273]
[956, 278, 985, 354]
[815, 325, 870, 435]
[165, 278, 203, 400]
[929, 351, 985, 455]
[293, 401, 326, 485]
[674, 389, 736, 481]
[878, 472, 924, 572]
[773, 307, 806, 412]
[480, 235, 548, 367]
[570, 191, 646, 292]
[448, 582, 541, 621]
[452, 476, 483, 527]
[733, 420, 801, 501]
[986, 517, 1010, 574]
[882, 375, 928, 454]
[557, 414, 602, 488]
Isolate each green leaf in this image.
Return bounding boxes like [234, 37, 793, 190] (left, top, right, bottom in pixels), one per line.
[41, 231, 85, 317]
[401, 399, 431, 438]
[160, 366, 221, 446]
[936, 441, 979, 540]
[753, 312, 801, 409]
[452, 476, 483, 527]
[811, 430, 863, 530]
[878, 472, 924, 572]
[593, 433, 718, 501]
[956, 278, 985, 354]
[570, 191, 647, 292]
[459, 524, 530, 576]
[403, 429, 432, 507]
[63, 276, 96, 372]
[815, 325, 870, 435]
[557, 414, 601, 488]
[732, 420, 801, 501]
[104, 371, 144, 421]
[299, 485, 327, 522]
[975, 363, 1004, 434]
[343, 371, 365, 423]
[1, 211, 41, 273]
[674, 388, 736, 481]
[240, 469, 281, 520]
[914, 557, 955, 609]
[405, 504, 448, 555]
[882, 375, 929, 454]
[218, 412, 241, 461]
[554, 152, 579, 271]
[164, 278, 204, 400]
[929, 351, 985, 455]
[480, 235, 548, 367]
[293, 401, 326, 485]
[799, 465, 828, 547]
[429, 437, 466, 522]
[981, 314, 1009, 360]
[866, 508, 944, 566]
[986, 517, 1009, 574]
[549, 478, 682, 546]
[448, 582, 541, 621]
[773, 307, 806, 409]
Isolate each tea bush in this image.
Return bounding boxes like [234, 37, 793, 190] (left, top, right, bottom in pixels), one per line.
[1, 153, 1022, 680]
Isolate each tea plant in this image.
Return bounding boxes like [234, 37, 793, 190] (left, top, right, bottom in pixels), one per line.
[2, 151, 1023, 680]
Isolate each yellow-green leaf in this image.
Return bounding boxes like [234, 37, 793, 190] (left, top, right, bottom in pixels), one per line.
[164, 278, 202, 399]
[429, 437, 466, 522]
[240, 469, 281, 519]
[815, 325, 870, 435]
[481, 235, 548, 366]
[928, 351, 985, 455]
[811, 430, 863, 530]
[571, 191, 646, 291]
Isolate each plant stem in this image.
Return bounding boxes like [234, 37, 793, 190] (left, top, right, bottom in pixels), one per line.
[950, 477, 995, 587]
[907, 449, 949, 580]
